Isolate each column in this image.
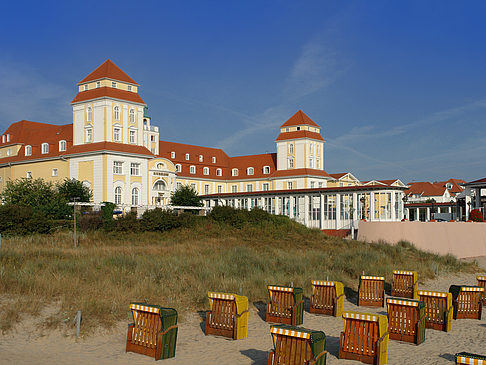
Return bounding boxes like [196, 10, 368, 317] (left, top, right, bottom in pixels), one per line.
[391, 191, 396, 221]
[336, 193, 341, 229]
[415, 208, 419, 221]
[426, 207, 431, 221]
[304, 195, 309, 227]
[320, 194, 325, 229]
[275, 197, 280, 215]
[289, 196, 295, 219]
[370, 192, 375, 221]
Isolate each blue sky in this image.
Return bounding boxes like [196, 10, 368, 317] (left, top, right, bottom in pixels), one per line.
[0, 0, 485, 182]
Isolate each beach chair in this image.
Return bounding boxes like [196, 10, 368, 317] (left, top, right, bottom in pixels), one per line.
[418, 290, 453, 332]
[477, 276, 486, 305]
[391, 270, 418, 299]
[386, 298, 426, 345]
[338, 311, 389, 365]
[358, 276, 385, 307]
[309, 280, 344, 317]
[266, 285, 304, 325]
[449, 285, 484, 320]
[205, 292, 249, 340]
[455, 352, 486, 364]
[126, 303, 178, 360]
[268, 324, 327, 365]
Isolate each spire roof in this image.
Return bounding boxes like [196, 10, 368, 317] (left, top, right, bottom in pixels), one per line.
[280, 110, 320, 128]
[78, 59, 139, 85]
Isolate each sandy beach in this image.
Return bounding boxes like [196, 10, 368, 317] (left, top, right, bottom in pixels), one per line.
[1, 257, 485, 365]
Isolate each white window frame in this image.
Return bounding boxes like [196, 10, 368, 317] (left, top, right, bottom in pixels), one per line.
[199, 155, 203, 162]
[175, 164, 182, 172]
[171, 151, 176, 158]
[25, 145, 32, 156]
[41, 143, 49, 154]
[289, 158, 294, 168]
[247, 167, 254, 175]
[86, 128, 93, 143]
[87, 106, 92, 122]
[113, 161, 123, 174]
[52, 168, 58, 177]
[263, 183, 269, 191]
[216, 168, 222, 176]
[203, 167, 209, 175]
[26, 171, 32, 179]
[114, 127, 121, 142]
[246, 184, 253, 192]
[114, 186, 122, 204]
[287, 181, 293, 189]
[263, 166, 270, 174]
[190, 165, 196, 174]
[131, 187, 139, 206]
[185, 153, 190, 160]
[129, 109, 135, 123]
[217, 185, 222, 193]
[59, 140, 67, 152]
[231, 185, 238, 193]
[212, 157, 216, 163]
[232, 168, 238, 176]
[129, 130, 136, 144]
[127, 85, 132, 92]
[114, 106, 120, 121]
[84, 84, 88, 91]
[112, 81, 117, 88]
[176, 182, 182, 189]
[289, 143, 294, 154]
[130, 163, 140, 176]
[204, 184, 210, 195]
[96, 81, 101, 88]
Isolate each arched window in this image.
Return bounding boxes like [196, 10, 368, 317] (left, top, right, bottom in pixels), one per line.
[175, 164, 181, 172]
[216, 168, 222, 176]
[129, 109, 135, 123]
[232, 168, 238, 176]
[153, 180, 166, 191]
[203, 167, 209, 175]
[114, 106, 120, 121]
[131, 188, 139, 206]
[114, 186, 122, 204]
[41, 143, 49, 154]
[87, 106, 92, 122]
[190, 165, 196, 174]
[247, 167, 254, 175]
[25, 145, 32, 156]
[59, 140, 66, 152]
[263, 166, 270, 174]
[289, 143, 294, 154]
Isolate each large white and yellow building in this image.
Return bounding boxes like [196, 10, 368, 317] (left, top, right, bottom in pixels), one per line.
[0, 60, 407, 232]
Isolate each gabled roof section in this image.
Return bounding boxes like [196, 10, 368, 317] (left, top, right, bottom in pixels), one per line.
[78, 59, 139, 85]
[280, 110, 320, 128]
[71, 87, 146, 105]
[275, 130, 324, 142]
[405, 182, 447, 197]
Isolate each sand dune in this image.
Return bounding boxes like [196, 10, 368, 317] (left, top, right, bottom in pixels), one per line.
[1, 262, 485, 365]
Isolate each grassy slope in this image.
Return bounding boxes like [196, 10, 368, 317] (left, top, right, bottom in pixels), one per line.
[0, 218, 476, 333]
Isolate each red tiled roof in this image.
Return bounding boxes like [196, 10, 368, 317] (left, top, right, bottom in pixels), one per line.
[466, 177, 486, 185]
[280, 110, 320, 128]
[270, 168, 331, 178]
[275, 130, 324, 141]
[329, 173, 348, 179]
[78, 59, 139, 85]
[0, 121, 73, 164]
[65, 141, 153, 157]
[405, 182, 447, 197]
[228, 153, 276, 180]
[71, 87, 146, 105]
[436, 178, 465, 194]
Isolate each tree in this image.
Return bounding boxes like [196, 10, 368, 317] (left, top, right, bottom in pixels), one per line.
[170, 185, 203, 207]
[57, 178, 92, 202]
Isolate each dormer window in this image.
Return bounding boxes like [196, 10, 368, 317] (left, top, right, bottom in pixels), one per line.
[84, 84, 88, 91]
[212, 157, 216, 163]
[263, 166, 270, 174]
[59, 140, 66, 152]
[247, 167, 254, 175]
[96, 81, 101, 88]
[446, 183, 453, 190]
[41, 143, 49, 154]
[175, 164, 181, 172]
[203, 167, 209, 175]
[112, 81, 117, 88]
[232, 168, 238, 176]
[6, 134, 10, 142]
[190, 165, 196, 174]
[25, 145, 32, 156]
[127, 85, 132, 92]
[171, 151, 175, 158]
[185, 153, 189, 160]
[296, 126, 301, 131]
[286, 128, 289, 132]
[199, 155, 203, 162]
[216, 168, 222, 176]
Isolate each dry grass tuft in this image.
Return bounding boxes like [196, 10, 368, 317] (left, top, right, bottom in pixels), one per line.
[0, 219, 477, 334]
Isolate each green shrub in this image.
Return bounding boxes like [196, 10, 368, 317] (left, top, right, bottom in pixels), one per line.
[115, 212, 141, 232]
[141, 208, 181, 231]
[101, 202, 116, 231]
[77, 212, 103, 231]
[0, 205, 51, 236]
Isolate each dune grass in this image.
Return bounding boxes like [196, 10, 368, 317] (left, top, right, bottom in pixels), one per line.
[0, 217, 477, 334]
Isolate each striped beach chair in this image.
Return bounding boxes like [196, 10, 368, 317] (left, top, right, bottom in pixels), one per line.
[418, 290, 453, 332]
[339, 311, 389, 365]
[205, 292, 249, 340]
[268, 324, 327, 365]
[455, 352, 486, 364]
[477, 276, 486, 305]
[449, 285, 484, 319]
[310, 280, 344, 317]
[391, 270, 418, 299]
[386, 298, 426, 345]
[266, 285, 304, 325]
[358, 276, 385, 307]
[126, 303, 178, 360]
